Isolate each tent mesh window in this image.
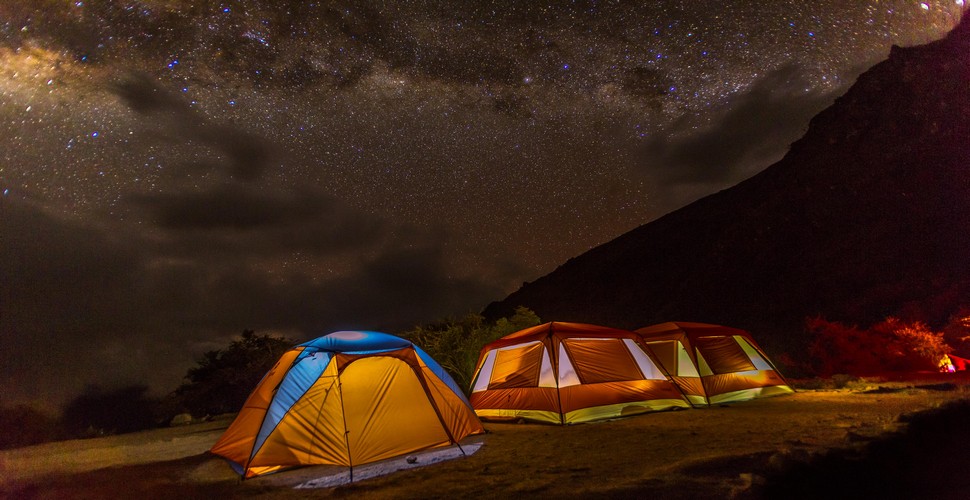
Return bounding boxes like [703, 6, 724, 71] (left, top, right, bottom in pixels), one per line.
[694, 337, 756, 374]
[488, 342, 544, 389]
[563, 338, 643, 384]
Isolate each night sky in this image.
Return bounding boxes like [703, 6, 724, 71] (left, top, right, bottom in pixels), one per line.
[1, 1, 964, 409]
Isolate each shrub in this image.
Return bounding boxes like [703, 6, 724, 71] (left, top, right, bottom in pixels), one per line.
[807, 316, 951, 376]
[403, 307, 540, 392]
[61, 385, 158, 437]
[172, 330, 291, 417]
[0, 403, 60, 449]
[942, 308, 970, 354]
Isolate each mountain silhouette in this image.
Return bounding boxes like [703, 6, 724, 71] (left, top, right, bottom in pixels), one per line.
[484, 15, 970, 359]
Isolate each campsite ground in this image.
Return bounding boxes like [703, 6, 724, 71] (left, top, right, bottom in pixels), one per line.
[4, 375, 970, 499]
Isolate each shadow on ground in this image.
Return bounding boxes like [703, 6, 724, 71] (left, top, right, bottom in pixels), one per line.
[754, 398, 970, 499]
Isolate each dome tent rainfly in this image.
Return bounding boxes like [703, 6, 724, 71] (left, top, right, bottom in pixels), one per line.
[469, 322, 691, 424]
[635, 322, 793, 406]
[210, 331, 484, 479]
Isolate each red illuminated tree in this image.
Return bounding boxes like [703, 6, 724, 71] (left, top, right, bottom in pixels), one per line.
[807, 316, 951, 376]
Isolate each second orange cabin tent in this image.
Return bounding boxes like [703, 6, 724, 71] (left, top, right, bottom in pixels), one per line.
[635, 321, 794, 406]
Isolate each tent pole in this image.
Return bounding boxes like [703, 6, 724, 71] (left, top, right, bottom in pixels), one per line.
[335, 357, 354, 483]
[550, 323, 565, 425]
[306, 358, 339, 476]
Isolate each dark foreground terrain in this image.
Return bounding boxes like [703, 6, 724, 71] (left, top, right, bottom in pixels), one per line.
[3, 377, 969, 499]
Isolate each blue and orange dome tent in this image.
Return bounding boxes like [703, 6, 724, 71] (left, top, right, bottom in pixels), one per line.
[210, 330, 483, 478]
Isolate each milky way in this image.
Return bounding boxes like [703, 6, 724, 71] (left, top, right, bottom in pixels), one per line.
[0, 1, 963, 407]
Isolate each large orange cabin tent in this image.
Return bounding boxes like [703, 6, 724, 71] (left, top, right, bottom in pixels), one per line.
[635, 322, 793, 406]
[210, 330, 484, 478]
[469, 322, 690, 424]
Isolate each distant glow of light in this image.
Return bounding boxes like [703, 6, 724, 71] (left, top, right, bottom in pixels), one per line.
[957, 0, 965, 6]
[920, 3, 930, 10]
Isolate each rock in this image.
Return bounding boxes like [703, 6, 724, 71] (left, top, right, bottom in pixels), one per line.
[170, 413, 193, 426]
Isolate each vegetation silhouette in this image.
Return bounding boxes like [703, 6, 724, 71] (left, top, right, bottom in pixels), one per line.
[61, 385, 157, 437]
[172, 329, 291, 417]
[0, 404, 59, 449]
[402, 306, 541, 392]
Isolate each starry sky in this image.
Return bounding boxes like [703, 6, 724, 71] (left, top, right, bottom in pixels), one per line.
[1, 1, 964, 409]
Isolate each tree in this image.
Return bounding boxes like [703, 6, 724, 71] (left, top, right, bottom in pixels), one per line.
[807, 316, 951, 376]
[173, 330, 291, 417]
[61, 385, 158, 437]
[403, 307, 541, 392]
[942, 307, 970, 355]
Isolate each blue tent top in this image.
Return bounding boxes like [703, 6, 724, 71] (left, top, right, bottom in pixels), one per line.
[298, 330, 412, 354]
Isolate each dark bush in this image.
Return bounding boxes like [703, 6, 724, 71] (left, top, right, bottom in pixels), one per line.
[0, 404, 60, 449]
[403, 306, 541, 391]
[173, 330, 291, 417]
[61, 385, 158, 437]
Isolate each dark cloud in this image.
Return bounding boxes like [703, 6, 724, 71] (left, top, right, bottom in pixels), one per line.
[348, 243, 500, 321]
[0, 200, 152, 408]
[623, 66, 673, 101]
[638, 64, 843, 195]
[112, 73, 186, 115]
[126, 184, 388, 258]
[113, 73, 270, 181]
[0, 195, 498, 408]
[133, 184, 337, 229]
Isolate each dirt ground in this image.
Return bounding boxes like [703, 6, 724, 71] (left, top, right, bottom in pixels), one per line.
[3, 377, 970, 499]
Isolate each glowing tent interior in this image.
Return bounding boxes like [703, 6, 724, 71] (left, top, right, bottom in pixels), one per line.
[469, 322, 690, 424]
[635, 321, 793, 406]
[210, 331, 484, 478]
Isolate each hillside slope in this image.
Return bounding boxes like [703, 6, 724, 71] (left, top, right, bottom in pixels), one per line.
[484, 16, 970, 356]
